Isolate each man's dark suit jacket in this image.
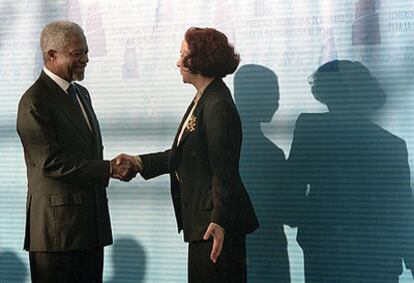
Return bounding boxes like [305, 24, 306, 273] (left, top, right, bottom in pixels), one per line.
[140, 78, 259, 242]
[287, 112, 414, 279]
[16, 71, 112, 252]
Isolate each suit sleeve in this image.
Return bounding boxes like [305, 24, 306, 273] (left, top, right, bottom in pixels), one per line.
[140, 149, 171, 180]
[204, 100, 239, 229]
[16, 94, 110, 187]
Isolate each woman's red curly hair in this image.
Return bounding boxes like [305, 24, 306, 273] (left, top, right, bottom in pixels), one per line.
[183, 27, 240, 78]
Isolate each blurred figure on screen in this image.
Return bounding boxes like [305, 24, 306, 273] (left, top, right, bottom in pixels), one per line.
[16, 20, 137, 283]
[287, 60, 414, 283]
[235, 64, 291, 283]
[116, 27, 259, 283]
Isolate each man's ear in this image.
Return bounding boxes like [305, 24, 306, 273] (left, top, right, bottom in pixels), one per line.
[47, 49, 57, 61]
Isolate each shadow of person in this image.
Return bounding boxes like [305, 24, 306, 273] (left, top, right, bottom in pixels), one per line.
[234, 64, 291, 283]
[0, 250, 27, 283]
[107, 237, 146, 283]
[287, 60, 414, 283]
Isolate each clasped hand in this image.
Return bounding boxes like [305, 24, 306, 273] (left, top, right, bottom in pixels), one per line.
[110, 153, 140, 181]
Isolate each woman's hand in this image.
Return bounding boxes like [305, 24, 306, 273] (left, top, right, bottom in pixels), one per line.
[203, 223, 225, 263]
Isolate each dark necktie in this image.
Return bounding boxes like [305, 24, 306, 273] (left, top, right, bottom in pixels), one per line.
[67, 83, 80, 108]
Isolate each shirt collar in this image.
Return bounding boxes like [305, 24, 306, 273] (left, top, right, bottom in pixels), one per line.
[43, 66, 71, 93]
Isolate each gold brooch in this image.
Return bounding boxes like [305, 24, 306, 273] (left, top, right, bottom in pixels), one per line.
[186, 115, 197, 132]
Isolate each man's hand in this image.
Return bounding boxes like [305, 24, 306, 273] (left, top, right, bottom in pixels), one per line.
[110, 153, 140, 181]
[203, 223, 225, 263]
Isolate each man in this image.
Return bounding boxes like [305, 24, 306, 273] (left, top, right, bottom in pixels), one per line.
[16, 21, 136, 283]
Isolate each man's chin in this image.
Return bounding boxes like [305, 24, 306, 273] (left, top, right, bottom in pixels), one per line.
[73, 73, 85, 81]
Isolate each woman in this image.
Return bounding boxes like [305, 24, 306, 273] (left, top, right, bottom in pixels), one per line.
[287, 60, 414, 283]
[122, 27, 259, 283]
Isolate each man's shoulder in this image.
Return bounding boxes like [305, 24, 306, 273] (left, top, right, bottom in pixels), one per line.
[73, 82, 90, 99]
[73, 82, 87, 92]
[20, 76, 48, 106]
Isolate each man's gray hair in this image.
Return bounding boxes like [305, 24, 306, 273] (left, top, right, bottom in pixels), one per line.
[40, 20, 84, 60]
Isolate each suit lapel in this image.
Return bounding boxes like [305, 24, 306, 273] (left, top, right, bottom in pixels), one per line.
[39, 72, 94, 147]
[76, 88, 103, 158]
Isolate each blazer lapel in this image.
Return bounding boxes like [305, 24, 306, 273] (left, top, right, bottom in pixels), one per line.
[175, 78, 221, 148]
[169, 79, 222, 169]
[169, 99, 195, 171]
[40, 72, 94, 147]
[177, 102, 200, 147]
[172, 99, 195, 149]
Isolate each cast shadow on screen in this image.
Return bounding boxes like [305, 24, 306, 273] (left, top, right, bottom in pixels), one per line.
[287, 60, 414, 282]
[0, 250, 27, 283]
[107, 237, 146, 283]
[234, 64, 291, 283]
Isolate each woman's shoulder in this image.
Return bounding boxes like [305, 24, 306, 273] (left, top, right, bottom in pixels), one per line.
[203, 79, 233, 106]
[204, 78, 229, 94]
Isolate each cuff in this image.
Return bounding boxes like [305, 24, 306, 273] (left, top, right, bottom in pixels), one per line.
[134, 155, 143, 171]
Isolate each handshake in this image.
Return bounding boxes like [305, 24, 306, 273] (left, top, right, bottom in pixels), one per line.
[110, 153, 141, 182]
